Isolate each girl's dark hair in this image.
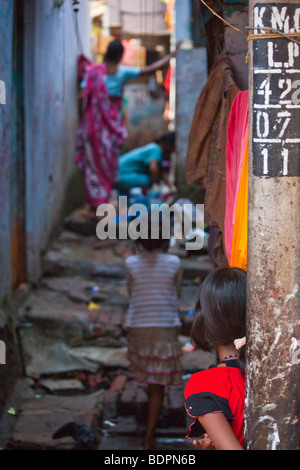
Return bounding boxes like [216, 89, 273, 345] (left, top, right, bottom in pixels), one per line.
[104, 39, 124, 64]
[136, 210, 169, 252]
[155, 132, 175, 150]
[190, 266, 247, 374]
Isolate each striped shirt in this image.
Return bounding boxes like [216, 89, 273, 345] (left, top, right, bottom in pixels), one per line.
[124, 252, 182, 328]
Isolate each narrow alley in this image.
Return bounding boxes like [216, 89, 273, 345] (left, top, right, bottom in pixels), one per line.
[0, 0, 299, 454]
[0, 206, 215, 450]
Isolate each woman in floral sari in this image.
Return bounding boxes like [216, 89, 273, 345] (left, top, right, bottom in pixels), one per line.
[76, 39, 177, 210]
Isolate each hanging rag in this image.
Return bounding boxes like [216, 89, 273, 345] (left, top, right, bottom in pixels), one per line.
[185, 53, 240, 265]
[229, 136, 248, 270]
[224, 90, 249, 265]
[77, 54, 92, 85]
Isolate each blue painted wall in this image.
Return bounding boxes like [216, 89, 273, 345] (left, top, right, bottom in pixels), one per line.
[24, 0, 91, 283]
[0, 0, 91, 323]
[0, 1, 14, 324]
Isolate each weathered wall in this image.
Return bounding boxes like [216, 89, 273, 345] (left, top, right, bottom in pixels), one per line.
[175, 47, 208, 182]
[24, 0, 91, 283]
[123, 80, 168, 151]
[175, 0, 192, 42]
[0, 1, 14, 319]
[174, 0, 208, 185]
[174, 0, 248, 185]
[223, 3, 248, 90]
[109, 0, 168, 35]
[0, 0, 91, 320]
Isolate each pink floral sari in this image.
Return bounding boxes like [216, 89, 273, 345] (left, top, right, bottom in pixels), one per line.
[75, 63, 127, 207]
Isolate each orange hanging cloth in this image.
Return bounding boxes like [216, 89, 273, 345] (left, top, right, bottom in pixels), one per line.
[230, 136, 248, 270]
[224, 90, 249, 264]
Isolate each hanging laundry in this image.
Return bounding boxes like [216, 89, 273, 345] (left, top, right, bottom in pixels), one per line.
[224, 90, 249, 266]
[186, 53, 240, 265]
[230, 137, 248, 270]
[77, 54, 92, 85]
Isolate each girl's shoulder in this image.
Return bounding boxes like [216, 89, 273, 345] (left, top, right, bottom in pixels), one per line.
[158, 253, 181, 265]
[125, 254, 140, 265]
[117, 65, 141, 80]
[156, 253, 181, 272]
[185, 366, 244, 399]
[184, 368, 218, 396]
[126, 252, 180, 263]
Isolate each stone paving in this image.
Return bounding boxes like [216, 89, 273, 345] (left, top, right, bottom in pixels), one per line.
[0, 206, 216, 450]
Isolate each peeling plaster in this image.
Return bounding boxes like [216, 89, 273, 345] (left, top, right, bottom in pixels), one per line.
[284, 284, 298, 304]
[290, 337, 300, 365]
[261, 328, 282, 362]
[248, 415, 280, 450]
[262, 404, 277, 412]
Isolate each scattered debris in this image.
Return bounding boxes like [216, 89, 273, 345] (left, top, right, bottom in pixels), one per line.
[87, 301, 101, 311]
[52, 421, 98, 450]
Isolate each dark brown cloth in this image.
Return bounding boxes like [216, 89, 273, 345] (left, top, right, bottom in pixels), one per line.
[186, 53, 240, 235]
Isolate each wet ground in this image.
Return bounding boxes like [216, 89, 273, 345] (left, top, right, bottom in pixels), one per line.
[0, 206, 216, 451]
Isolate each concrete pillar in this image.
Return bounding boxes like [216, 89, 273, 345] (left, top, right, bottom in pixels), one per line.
[175, 0, 192, 42]
[246, 0, 300, 450]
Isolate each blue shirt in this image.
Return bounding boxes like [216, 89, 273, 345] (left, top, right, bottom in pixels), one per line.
[118, 143, 162, 189]
[80, 65, 141, 97]
[105, 65, 141, 97]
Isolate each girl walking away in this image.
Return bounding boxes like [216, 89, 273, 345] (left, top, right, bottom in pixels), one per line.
[124, 213, 182, 450]
[184, 267, 246, 450]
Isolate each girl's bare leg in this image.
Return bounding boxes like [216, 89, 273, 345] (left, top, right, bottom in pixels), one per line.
[143, 384, 164, 450]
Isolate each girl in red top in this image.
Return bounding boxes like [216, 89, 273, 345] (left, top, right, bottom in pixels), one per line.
[184, 266, 246, 450]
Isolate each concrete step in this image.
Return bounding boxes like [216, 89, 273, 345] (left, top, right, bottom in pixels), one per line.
[8, 391, 103, 450]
